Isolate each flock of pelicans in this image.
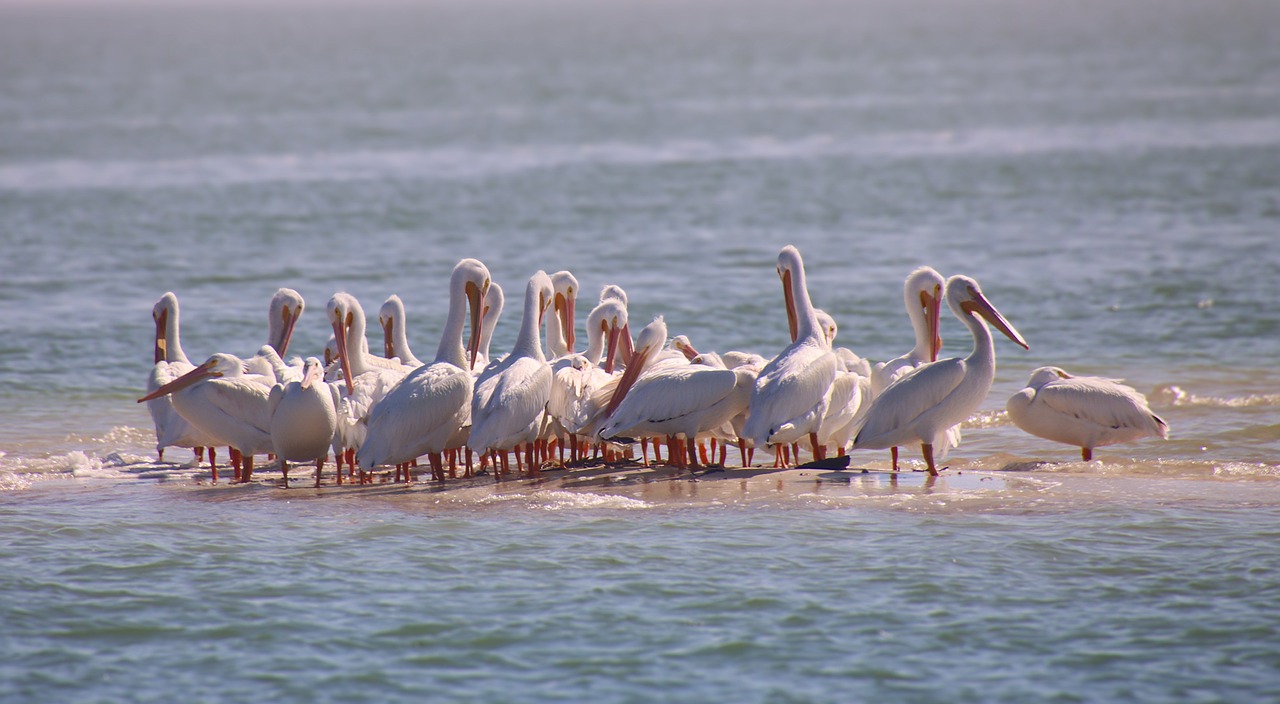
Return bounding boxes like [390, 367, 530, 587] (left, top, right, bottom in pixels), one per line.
[139, 245, 1169, 487]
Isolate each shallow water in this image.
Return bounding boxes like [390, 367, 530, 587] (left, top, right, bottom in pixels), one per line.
[2, 0, 1279, 700]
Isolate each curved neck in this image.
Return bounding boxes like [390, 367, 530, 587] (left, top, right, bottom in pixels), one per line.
[908, 300, 932, 362]
[789, 265, 822, 344]
[583, 322, 606, 366]
[344, 307, 377, 376]
[163, 305, 189, 365]
[512, 285, 546, 361]
[436, 284, 470, 369]
[544, 305, 569, 359]
[390, 314, 413, 362]
[963, 311, 995, 373]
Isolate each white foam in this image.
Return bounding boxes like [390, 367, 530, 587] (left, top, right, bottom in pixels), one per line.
[477, 490, 651, 511]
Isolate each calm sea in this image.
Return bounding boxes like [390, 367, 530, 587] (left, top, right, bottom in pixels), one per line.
[2, 0, 1279, 700]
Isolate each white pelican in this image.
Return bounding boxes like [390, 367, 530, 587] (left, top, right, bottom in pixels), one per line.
[145, 292, 217, 467]
[742, 245, 839, 465]
[471, 281, 505, 372]
[598, 284, 634, 367]
[1007, 366, 1169, 461]
[138, 353, 274, 483]
[870, 266, 946, 470]
[244, 288, 305, 381]
[546, 297, 627, 464]
[545, 271, 578, 358]
[328, 292, 416, 481]
[268, 357, 338, 488]
[469, 271, 555, 474]
[597, 317, 755, 469]
[378, 294, 424, 368]
[357, 259, 490, 480]
[853, 274, 1030, 475]
[812, 309, 873, 456]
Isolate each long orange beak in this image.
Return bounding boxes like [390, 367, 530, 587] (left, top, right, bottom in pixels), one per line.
[601, 345, 651, 421]
[963, 287, 1030, 350]
[381, 317, 395, 359]
[138, 359, 217, 402]
[922, 287, 943, 362]
[274, 306, 299, 356]
[782, 269, 798, 343]
[603, 322, 622, 374]
[466, 280, 486, 371]
[619, 323, 634, 367]
[331, 315, 355, 394]
[153, 308, 168, 364]
[556, 291, 576, 354]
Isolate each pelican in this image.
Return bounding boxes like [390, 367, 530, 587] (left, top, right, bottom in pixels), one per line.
[244, 288, 305, 381]
[742, 245, 839, 465]
[1007, 366, 1169, 461]
[599, 284, 634, 367]
[268, 357, 338, 487]
[378, 294, 424, 368]
[469, 271, 555, 474]
[547, 298, 627, 463]
[545, 271, 579, 358]
[815, 313, 874, 456]
[597, 317, 755, 469]
[870, 266, 946, 470]
[471, 281, 506, 372]
[328, 292, 416, 480]
[138, 353, 274, 483]
[145, 292, 216, 467]
[357, 259, 490, 480]
[853, 274, 1029, 475]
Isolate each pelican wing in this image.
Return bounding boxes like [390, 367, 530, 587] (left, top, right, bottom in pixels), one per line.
[743, 342, 838, 445]
[602, 366, 738, 437]
[359, 362, 474, 467]
[469, 356, 553, 451]
[854, 358, 966, 449]
[1037, 377, 1168, 437]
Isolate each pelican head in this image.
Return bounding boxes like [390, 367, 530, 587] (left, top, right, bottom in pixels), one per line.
[946, 275, 1030, 350]
[1026, 366, 1071, 388]
[588, 298, 628, 373]
[152, 291, 180, 364]
[671, 335, 699, 361]
[814, 309, 838, 346]
[138, 353, 243, 403]
[906, 266, 945, 362]
[776, 245, 806, 343]
[326, 292, 362, 394]
[551, 270, 579, 354]
[268, 288, 305, 356]
[451, 259, 491, 371]
[378, 294, 407, 360]
[601, 316, 667, 420]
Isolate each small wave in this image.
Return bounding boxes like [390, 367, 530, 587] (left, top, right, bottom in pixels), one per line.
[964, 409, 1012, 429]
[476, 490, 651, 511]
[1150, 385, 1280, 409]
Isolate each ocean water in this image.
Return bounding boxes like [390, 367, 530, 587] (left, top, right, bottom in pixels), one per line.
[2, 0, 1279, 700]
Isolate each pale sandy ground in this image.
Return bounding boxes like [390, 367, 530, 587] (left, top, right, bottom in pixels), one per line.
[109, 452, 1280, 514]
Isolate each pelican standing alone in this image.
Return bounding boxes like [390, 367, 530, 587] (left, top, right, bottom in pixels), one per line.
[357, 259, 490, 480]
[853, 275, 1029, 475]
[742, 245, 839, 466]
[1007, 366, 1169, 461]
